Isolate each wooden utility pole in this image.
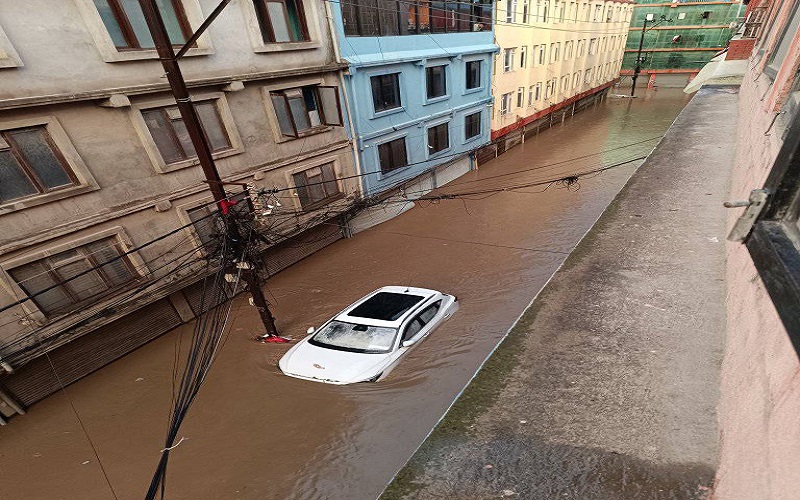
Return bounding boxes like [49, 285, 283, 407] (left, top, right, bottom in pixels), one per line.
[138, 0, 279, 337]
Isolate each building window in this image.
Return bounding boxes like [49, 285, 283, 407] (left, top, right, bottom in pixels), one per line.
[534, 82, 542, 101]
[584, 68, 592, 83]
[573, 71, 581, 88]
[522, 0, 529, 22]
[528, 85, 534, 106]
[506, 0, 517, 23]
[292, 163, 341, 209]
[8, 237, 137, 317]
[142, 101, 232, 165]
[577, 39, 585, 57]
[92, 0, 191, 50]
[765, 3, 800, 78]
[516, 87, 525, 107]
[500, 92, 512, 115]
[520, 46, 528, 68]
[561, 75, 570, 92]
[545, 79, 555, 98]
[550, 42, 560, 62]
[341, 0, 492, 36]
[253, 0, 309, 43]
[426, 65, 447, 99]
[378, 137, 408, 174]
[270, 85, 343, 138]
[504, 48, 515, 72]
[542, 0, 549, 21]
[589, 37, 597, 54]
[427, 123, 449, 154]
[537, 44, 546, 65]
[466, 60, 482, 89]
[564, 40, 573, 59]
[464, 111, 481, 139]
[0, 126, 78, 204]
[371, 73, 402, 113]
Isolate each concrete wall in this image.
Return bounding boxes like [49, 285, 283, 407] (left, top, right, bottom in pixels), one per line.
[0, 0, 358, 364]
[327, 3, 495, 196]
[492, 0, 631, 135]
[715, 0, 800, 495]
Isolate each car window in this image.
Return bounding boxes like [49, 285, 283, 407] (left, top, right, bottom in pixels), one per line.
[401, 301, 442, 342]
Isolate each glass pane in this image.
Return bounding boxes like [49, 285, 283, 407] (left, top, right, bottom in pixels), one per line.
[0, 150, 38, 202]
[142, 109, 184, 164]
[266, 2, 291, 42]
[426, 66, 446, 99]
[391, 138, 407, 167]
[93, 0, 130, 48]
[156, 0, 188, 45]
[382, 74, 401, 109]
[195, 102, 231, 152]
[283, 0, 305, 41]
[9, 262, 71, 316]
[171, 119, 197, 159]
[341, 0, 359, 35]
[318, 87, 343, 126]
[288, 95, 311, 132]
[292, 172, 311, 207]
[58, 259, 107, 302]
[378, 142, 393, 173]
[120, 0, 155, 48]
[379, 0, 399, 35]
[85, 239, 134, 286]
[8, 128, 72, 190]
[359, 0, 381, 36]
[271, 94, 297, 137]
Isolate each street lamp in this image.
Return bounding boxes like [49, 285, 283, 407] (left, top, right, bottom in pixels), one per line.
[631, 14, 671, 97]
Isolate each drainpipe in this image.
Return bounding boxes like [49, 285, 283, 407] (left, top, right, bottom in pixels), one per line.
[324, 1, 363, 192]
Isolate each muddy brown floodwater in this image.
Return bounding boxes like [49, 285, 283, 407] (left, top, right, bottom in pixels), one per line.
[0, 89, 691, 500]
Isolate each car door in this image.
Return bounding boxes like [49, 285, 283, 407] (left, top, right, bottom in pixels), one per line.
[399, 300, 443, 346]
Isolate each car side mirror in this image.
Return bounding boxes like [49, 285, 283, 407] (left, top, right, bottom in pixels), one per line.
[307, 327, 315, 335]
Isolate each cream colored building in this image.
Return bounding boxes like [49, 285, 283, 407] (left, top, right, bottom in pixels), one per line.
[0, 0, 358, 418]
[492, 0, 633, 139]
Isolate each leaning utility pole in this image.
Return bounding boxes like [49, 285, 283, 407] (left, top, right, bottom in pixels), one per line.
[630, 17, 649, 97]
[631, 15, 671, 97]
[138, 0, 279, 337]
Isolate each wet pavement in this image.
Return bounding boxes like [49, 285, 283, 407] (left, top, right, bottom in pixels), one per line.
[382, 87, 735, 499]
[0, 89, 691, 500]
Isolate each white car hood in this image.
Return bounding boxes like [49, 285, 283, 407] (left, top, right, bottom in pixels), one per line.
[279, 340, 392, 384]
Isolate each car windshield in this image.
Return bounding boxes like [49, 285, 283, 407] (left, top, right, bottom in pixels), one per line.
[310, 321, 398, 353]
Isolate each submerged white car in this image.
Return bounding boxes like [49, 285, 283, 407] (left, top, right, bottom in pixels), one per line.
[278, 286, 458, 384]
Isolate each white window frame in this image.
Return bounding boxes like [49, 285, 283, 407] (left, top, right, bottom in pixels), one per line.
[500, 92, 512, 115]
[520, 45, 528, 68]
[504, 48, 516, 72]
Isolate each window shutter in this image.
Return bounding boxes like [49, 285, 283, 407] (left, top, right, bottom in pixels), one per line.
[271, 92, 300, 138]
[317, 86, 344, 126]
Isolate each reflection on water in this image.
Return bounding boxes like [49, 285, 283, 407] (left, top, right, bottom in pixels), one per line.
[0, 89, 691, 500]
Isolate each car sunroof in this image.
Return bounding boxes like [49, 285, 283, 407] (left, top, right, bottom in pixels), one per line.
[349, 292, 425, 321]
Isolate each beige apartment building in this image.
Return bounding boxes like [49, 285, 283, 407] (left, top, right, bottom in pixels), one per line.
[492, 0, 633, 146]
[0, 0, 357, 419]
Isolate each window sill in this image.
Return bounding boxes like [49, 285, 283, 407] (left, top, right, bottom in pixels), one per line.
[424, 95, 450, 106]
[101, 46, 213, 63]
[298, 192, 345, 212]
[463, 134, 483, 145]
[275, 125, 333, 144]
[253, 40, 320, 53]
[0, 184, 99, 215]
[157, 148, 243, 173]
[372, 106, 407, 120]
[462, 86, 484, 96]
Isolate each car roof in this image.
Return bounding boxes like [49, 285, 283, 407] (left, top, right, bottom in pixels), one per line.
[336, 286, 441, 328]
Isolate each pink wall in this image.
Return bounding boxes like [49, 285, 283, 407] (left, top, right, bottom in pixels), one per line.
[714, 10, 800, 496]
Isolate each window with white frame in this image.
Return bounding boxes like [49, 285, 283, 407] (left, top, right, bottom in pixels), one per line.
[506, 0, 517, 23]
[271, 84, 343, 137]
[522, 0, 530, 22]
[537, 44, 546, 65]
[584, 67, 592, 83]
[542, 0, 549, 21]
[528, 85, 535, 106]
[516, 87, 525, 107]
[577, 38, 585, 57]
[565, 40, 573, 59]
[504, 48, 516, 72]
[560, 75, 570, 93]
[545, 78, 555, 98]
[8, 236, 138, 317]
[589, 37, 597, 54]
[500, 92, 512, 115]
[534, 82, 542, 101]
[550, 42, 560, 62]
[573, 71, 581, 88]
[520, 46, 528, 67]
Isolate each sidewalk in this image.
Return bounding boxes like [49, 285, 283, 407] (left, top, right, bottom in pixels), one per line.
[382, 87, 738, 499]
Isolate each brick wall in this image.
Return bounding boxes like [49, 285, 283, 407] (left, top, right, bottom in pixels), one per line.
[727, 39, 757, 61]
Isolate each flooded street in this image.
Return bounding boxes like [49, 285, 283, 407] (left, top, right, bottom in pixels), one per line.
[0, 89, 691, 500]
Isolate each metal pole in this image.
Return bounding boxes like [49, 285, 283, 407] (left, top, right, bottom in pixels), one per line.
[631, 17, 648, 97]
[138, 0, 278, 337]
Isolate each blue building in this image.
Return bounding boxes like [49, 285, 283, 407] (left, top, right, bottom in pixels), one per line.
[328, 2, 496, 199]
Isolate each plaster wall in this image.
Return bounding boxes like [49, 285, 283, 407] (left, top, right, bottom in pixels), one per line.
[492, 0, 632, 133]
